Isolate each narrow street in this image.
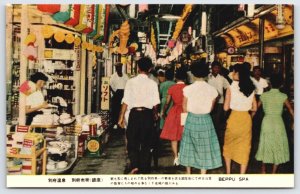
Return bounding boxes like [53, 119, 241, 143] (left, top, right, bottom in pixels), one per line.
[71, 127, 294, 175]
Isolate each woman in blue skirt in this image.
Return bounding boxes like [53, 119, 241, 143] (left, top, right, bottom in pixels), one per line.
[179, 60, 222, 174]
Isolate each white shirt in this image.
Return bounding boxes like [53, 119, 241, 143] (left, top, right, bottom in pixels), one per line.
[186, 71, 194, 84]
[148, 73, 159, 85]
[208, 74, 230, 104]
[26, 90, 44, 108]
[109, 72, 129, 92]
[122, 74, 160, 109]
[183, 81, 218, 114]
[229, 81, 255, 111]
[251, 77, 268, 95]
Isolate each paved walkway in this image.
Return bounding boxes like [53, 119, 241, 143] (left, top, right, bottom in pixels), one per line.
[71, 128, 294, 175]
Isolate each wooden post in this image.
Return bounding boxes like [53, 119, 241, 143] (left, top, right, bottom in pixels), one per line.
[19, 5, 28, 125]
[80, 35, 87, 114]
[6, 5, 13, 122]
[87, 44, 93, 114]
[259, 17, 265, 69]
[42, 141, 47, 175]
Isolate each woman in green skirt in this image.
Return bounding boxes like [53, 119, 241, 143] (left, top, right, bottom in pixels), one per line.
[179, 60, 222, 174]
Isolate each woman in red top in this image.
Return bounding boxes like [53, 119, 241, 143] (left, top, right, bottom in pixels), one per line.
[160, 67, 187, 166]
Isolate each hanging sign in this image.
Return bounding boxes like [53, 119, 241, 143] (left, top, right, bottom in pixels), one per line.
[64, 4, 81, 27]
[88, 5, 99, 38]
[93, 5, 108, 41]
[52, 4, 71, 23]
[92, 5, 104, 40]
[101, 77, 110, 110]
[74, 5, 88, 31]
[82, 5, 95, 34]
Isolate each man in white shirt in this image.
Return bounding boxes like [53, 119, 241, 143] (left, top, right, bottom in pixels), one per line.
[251, 66, 269, 99]
[110, 62, 129, 129]
[25, 72, 49, 125]
[208, 61, 230, 143]
[118, 57, 160, 174]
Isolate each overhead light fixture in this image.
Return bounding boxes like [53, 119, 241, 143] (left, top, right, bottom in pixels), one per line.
[247, 4, 255, 18]
[276, 5, 286, 30]
[161, 15, 181, 20]
[159, 34, 171, 37]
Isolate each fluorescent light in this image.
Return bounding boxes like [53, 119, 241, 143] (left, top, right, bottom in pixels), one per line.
[161, 15, 181, 20]
[159, 34, 171, 37]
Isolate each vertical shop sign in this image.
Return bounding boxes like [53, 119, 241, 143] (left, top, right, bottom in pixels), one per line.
[101, 77, 110, 110]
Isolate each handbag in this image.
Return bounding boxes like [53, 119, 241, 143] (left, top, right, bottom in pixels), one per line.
[180, 113, 188, 126]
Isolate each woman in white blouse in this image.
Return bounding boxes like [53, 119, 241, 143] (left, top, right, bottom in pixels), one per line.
[179, 60, 222, 174]
[223, 63, 257, 174]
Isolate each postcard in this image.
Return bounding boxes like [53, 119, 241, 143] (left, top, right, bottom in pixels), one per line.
[5, 3, 294, 188]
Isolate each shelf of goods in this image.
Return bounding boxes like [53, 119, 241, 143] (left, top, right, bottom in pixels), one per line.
[44, 59, 77, 116]
[7, 140, 47, 175]
[46, 134, 78, 175]
[35, 124, 78, 175]
[7, 24, 21, 124]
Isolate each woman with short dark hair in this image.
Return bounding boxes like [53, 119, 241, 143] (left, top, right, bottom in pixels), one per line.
[179, 60, 222, 174]
[25, 72, 49, 125]
[160, 67, 187, 166]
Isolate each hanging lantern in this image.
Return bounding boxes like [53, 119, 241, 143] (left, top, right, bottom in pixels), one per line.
[37, 4, 60, 14]
[139, 4, 148, 12]
[167, 39, 176, 49]
[23, 43, 38, 61]
[42, 25, 54, 39]
[201, 11, 207, 36]
[87, 43, 94, 51]
[128, 46, 136, 54]
[54, 31, 65, 43]
[129, 4, 136, 18]
[64, 4, 81, 26]
[24, 33, 36, 45]
[74, 36, 82, 46]
[65, 33, 75, 44]
[130, 43, 138, 50]
[276, 5, 286, 30]
[238, 4, 245, 11]
[247, 4, 255, 18]
[52, 4, 71, 23]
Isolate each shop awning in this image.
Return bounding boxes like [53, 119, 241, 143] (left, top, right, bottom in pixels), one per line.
[214, 5, 293, 49]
